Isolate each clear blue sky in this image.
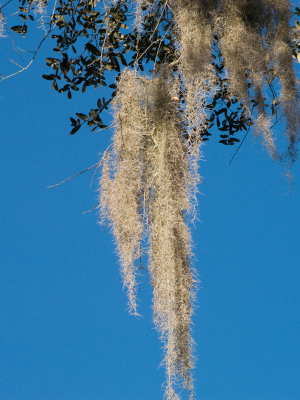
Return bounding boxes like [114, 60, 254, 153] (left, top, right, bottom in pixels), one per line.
[1, 11, 300, 400]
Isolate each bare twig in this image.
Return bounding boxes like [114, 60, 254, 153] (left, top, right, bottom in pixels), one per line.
[148, 0, 168, 44]
[47, 162, 102, 188]
[90, 163, 101, 187]
[47, 144, 113, 189]
[9, 10, 20, 17]
[17, 47, 35, 53]
[8, 58, 22, 68]
[133, 33, 169, 67]
[50, 0, 58, 26]
[83, 200, 100, 214]
[3, 15, 23, 61]
[96, 119, 116, 133]
[90, 143, 113, 187]
[229, 127, 250, 165]
[0, 0, 12, 11]
[87, 0, 119, 68]
[0, 24, 54, 83]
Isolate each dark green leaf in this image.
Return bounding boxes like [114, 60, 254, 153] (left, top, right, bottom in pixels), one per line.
[21, 25, 27, 37]
[42, 74, 56, 80]
[71, 83, 79, 91]
[76, 113, 88, 120]
[46, 58, 60, 64]
[218, 108, 227, 115]
[70, 125, 81, 135]
[52, 80, 58, 90]
[11, 25, 23, 33]
[117, 53, 127, 66]
[19, 14, 27, 21]
[86, 43, 101, 56]
[60, 61, 70, 75]
[82, 82, 87, 93]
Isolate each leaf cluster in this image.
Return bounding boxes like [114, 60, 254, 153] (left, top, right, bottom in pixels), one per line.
[6, 1, 299, 145]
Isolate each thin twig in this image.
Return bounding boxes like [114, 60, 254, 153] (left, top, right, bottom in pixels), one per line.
[47, 144, 113, 188]
[229, 127, 250, 165]
[50, 0, 58, 26]
[82, 200, 100, 214]
[87, 0, 119, 68]
[0, 0, 12, 11]
[133, 35, 167, 67]
[90, 163, 101, 187]
[148, 0, 168, 44]
[17, 47, 35, 53]
[90, 137, 115, 188]
[96, 119, 116, 133]
[133, 3, 171, 68]
[9, 10, 20, 17]
[8, 58, 22, 68]
[3, 16, 23, 61]
[0, 24, 54, 83]
[154, 38, 163, 70]
[47, 162, 102, 188]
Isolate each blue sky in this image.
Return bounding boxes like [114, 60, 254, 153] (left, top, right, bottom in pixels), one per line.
[1, 8, 300, 400]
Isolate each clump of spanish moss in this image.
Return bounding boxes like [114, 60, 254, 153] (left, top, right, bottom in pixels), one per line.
[170, 0, 300, 164]
[174, 0, 213, 75]
[99, 70, 147, 315]
[99, 1, 300, 399]
[99, 69, 198, 399]
[148, 72, 196, 397]
[217, 0, 300, 163]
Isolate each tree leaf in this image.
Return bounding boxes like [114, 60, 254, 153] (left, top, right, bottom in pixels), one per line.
[11, 25, 23, 33]
[52, 80, 58, 90]
[60, 61, 70, 75]
[117, 53, 127, 66]
[86, 43, 101, 56]
[42, 74, 56, 80]
[70, 125, 81, 135]
[82, 82, 87, 93]
[75, 113, 88, 120]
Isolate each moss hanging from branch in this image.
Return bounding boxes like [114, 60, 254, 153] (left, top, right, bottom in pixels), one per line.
[99, 69, 198, 398]
[148, 72, 196, 396]
[98, 1, 300, 399]
[99, 70, 147, 315]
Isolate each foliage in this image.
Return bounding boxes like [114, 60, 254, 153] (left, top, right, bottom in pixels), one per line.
[1, 1, 300, 399]
[2, 1, 298, 147]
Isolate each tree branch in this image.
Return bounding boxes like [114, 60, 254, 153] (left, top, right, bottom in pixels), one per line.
[47, 144, 113, 188]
